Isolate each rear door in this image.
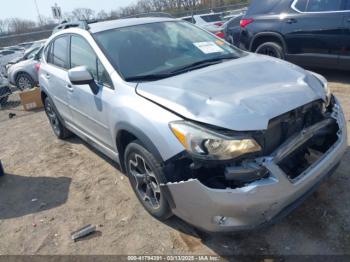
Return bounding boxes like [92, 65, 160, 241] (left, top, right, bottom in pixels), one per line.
[283, 0, 344, 68]
[340, 0, 350, 68]
[41, 35, 72, 122]
[67, 34, 115, 149]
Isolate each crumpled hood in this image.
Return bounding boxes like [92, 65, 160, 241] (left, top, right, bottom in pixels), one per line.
[136, 54, 326, 131]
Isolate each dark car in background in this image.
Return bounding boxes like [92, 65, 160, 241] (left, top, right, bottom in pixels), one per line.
[223, 14, 244, 45]
[239, 0, 350, 70]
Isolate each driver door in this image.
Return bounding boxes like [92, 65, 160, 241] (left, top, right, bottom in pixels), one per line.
[67, 35, 115, 149]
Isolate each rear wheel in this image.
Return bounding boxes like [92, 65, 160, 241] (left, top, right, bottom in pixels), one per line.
[255, 42, 284, 59]
[44, 97, 72, 139]
[124, 141, 172, 220]
[16, 73, 35, 90]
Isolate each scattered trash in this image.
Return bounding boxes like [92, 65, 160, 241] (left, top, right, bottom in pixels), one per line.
[32, 223, 37, 228]
[0, 160, 4, 177]
[8, 113, 16, 119]
[71, 224, 96, 241]
[31, 198, 38, 202]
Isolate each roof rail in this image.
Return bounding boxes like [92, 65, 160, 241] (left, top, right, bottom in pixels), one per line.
[52, 21, 90, 34]
[122, 12, 174, 19]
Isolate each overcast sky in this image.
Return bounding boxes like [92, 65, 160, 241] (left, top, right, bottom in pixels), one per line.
[0, 0, 135, 21]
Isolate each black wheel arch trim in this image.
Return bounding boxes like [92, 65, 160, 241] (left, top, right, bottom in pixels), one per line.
[249, 32, 287, 53]
[115, 122, 164, 170]
[115, 122, 176, 209]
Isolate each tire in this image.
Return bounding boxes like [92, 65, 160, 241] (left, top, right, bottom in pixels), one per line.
[44, 97, 72, 139]
[16, 72, 35, 91]
[124, 140, 172, 220]
[255, 42, 285, 59]
[0, 95, 9, 106]
[0, 86, 11, 106]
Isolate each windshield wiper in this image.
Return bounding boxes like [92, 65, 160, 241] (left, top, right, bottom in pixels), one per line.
[169, 55, 237, 75]
[125, 73, 176, 82]
[125, 55, 237, 82]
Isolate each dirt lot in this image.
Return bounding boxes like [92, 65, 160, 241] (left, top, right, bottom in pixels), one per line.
[0, 69, 349, 257]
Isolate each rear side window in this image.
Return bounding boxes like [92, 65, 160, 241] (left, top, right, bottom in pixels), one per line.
[294, 0, 308, 11]
[182, 17, 195, 24]
[228, 16, 243, 27]
[345, 0, 350, 10]
[48, 36, 69, 69]
[70, 35, 113, 88]
[200, 14, 222, 22]
[293, 0, 343, 12]
[246, 0, 282, 15]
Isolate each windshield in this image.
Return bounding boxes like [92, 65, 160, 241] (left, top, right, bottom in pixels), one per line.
[94, 21, 243, 81]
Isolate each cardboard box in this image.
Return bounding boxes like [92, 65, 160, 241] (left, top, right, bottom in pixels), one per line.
[19, 87, 44, 111]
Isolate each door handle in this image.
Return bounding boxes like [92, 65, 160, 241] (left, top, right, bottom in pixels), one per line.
[286, 18, 297, 24]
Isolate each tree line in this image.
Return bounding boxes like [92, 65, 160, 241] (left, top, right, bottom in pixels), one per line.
[0, 0, 248, 35]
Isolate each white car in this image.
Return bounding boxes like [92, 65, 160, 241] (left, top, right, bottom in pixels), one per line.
[180, 13, 224, 33]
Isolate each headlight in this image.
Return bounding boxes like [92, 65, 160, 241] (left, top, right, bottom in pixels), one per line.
[169, 121, 261, 160]
[309, 71, 331, 107]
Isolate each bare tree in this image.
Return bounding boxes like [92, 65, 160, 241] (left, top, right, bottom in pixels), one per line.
[96, 10, 109, 21]
[72, 8, 96, 21]
[6, 18, 36, 34]
[37, 15, 55, 27]
[0, 19, 8, 34]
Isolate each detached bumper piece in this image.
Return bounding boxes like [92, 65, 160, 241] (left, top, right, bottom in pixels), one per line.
[164, 99, 347, 232]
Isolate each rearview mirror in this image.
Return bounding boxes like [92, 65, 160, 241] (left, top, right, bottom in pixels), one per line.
[68, 66, 99, 95]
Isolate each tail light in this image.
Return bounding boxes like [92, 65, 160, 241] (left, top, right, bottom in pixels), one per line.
[215, 31, 225, 39]
[240, 18, 254, 28]
[35, 63, 41, 72]
[214, 22, 224, 27]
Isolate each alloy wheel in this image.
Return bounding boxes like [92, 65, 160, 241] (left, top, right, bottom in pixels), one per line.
[18, 76, 32, 90]
[128, 153, 161, 210]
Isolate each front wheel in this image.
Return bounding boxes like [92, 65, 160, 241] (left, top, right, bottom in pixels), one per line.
[124, 141, 172, 220]
[255, 42, 285, 59]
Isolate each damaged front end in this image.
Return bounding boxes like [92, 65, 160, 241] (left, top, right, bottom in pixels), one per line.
[162, 97, 347, 232]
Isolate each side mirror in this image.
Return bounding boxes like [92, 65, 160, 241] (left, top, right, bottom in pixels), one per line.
[68, 66, 99, 95]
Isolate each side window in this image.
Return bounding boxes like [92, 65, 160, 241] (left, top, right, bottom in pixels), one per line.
[71, 35, 98, 79]
[294, 0, 308, 12]
[294, 0, 342, 12]
[45, 44, 51, 62]
[70, 35, 113, 89]
[346, 0, 350, 10]
[97, 60, 113, 88]
[52, 36, 69, 69]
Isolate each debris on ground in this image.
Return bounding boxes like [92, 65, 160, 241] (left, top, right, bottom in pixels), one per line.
[71, 224, 96, 242]
[8, 113, 16, 119]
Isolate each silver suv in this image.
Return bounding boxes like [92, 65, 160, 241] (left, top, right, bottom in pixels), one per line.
[39, 18, 347, 232]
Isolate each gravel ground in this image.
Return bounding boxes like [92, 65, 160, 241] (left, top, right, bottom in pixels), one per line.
[0, 69, 349, 257]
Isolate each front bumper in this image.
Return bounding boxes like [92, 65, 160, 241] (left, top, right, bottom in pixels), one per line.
[165, 99, 348, 232]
